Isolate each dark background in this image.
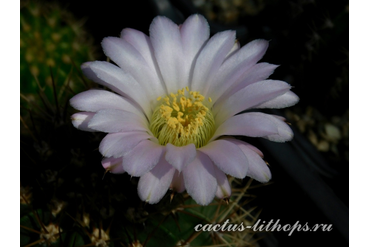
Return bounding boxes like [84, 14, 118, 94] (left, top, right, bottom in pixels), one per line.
[22, 0, 349, 246]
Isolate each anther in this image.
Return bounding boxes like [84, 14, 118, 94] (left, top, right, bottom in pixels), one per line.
[150, 88, 215, 148]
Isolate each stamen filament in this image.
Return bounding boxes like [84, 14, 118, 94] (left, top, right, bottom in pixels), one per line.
[150, 88, 215, 148]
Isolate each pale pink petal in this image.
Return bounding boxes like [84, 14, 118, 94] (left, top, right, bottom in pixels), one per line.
[180, 14, 210, 85]
[137, 157, 176, 204]
[87, 109, 148, 133]
[81, 61, 151, 117]
[226, 139, 271, 182]
[191, 30, 236, 95]
[209, 39, 269, 102]
[71, 112, 96, 132]
[170, 170, 185, 193]
[70, 89, 144, 119]
[180, 14, 210, 55]
[183, 151, 217, 205]
[99, 131, 152, 158]
[81, 61, 134, 96]
[120, 29, 158, 75]
[256, 91, 299, 109]
[101, 37, 165, 99]
[165, 143, 196, 172]
[216, 62, 279, 105]
[241, 142, 264, 157]
[230, 63, 279, 95]
[210, 112, 279, 142]
[199, 140, 248, 179]
[263, 115, 294, 142]
[122, 140, 164, 177]
[101, 157, 124, 174]
[214, 166, 231, 199]
[226, 40, 240, 59]
[214, 80, 291, 125]
[149, 16, 185, 92]
[102, 37, 147, 70]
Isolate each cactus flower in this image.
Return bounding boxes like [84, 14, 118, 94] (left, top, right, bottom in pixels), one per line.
[70, 14, 299, 205]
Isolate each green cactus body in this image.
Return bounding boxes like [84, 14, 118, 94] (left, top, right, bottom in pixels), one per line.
[20, 1, 95, 105]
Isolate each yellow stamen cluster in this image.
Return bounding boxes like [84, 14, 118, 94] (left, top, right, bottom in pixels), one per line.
[150, 87, 215, 148]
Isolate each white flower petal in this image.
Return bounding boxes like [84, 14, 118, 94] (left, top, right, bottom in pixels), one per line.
[170, 170, 185, 193]
[226, 139, 271, 182]
[165, 143, 196, 172]
[216, 62, 279, 105]
[191, 30, 236, 95]
[70, 89, 144, 118]
[138, 157, 176, 204]
[120, 28, 158, 74]
[102, 37, 165, 100]
[214, 80, 291, 125]
[102, 36, 147, 70]
[209, 39, 269, 102]
[99, 131, 152, 158]
[121, 28, 167, 92]
[101, 157, 125, 174]
[81, 61, 151, 117]
[149, 16, 185, 92]
[180, 14, 210, 85]
[71, 112, 96, 132]
[226, 40, 240, 59]
[214, 166, 231, 199]
[199, 140, 248, 179]
[263, 115, 294, 142]
[88, 109, 148, 133]
[210, 112, 279, 142]
[183, 151, 217, 205]
[122, 140, 164, 177]
[256, 90, 299, 109]
[241, 142, 264, 157]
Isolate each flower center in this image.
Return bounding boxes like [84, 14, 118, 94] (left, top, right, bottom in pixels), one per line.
[150, 87, 215, 148]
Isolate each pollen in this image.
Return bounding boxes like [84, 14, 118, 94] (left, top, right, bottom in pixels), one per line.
[150, 88, 215, 148]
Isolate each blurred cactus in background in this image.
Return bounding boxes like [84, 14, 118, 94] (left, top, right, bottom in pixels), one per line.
[20, 0, 95, 107]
